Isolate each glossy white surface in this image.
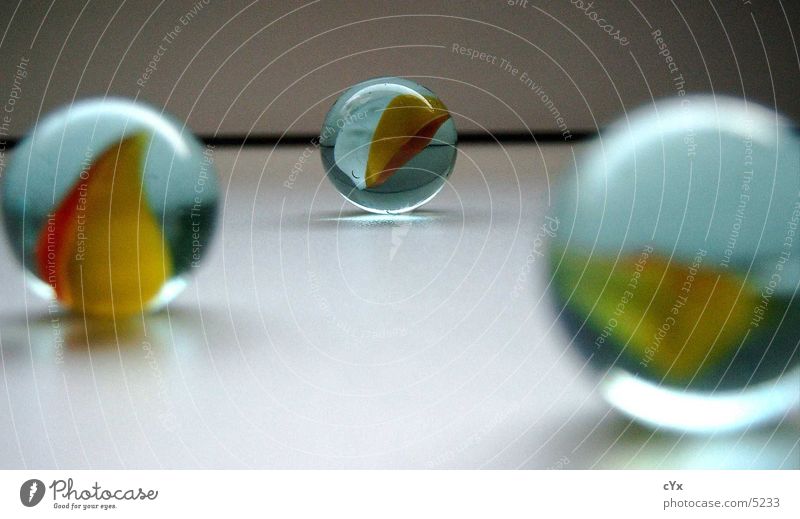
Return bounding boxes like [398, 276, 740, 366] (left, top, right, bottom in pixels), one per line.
[0, 143, 797, 468]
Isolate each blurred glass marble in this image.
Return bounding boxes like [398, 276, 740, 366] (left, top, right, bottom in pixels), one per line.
[549, 96, 800, 432]
[1, 98, 218, 317]
[320, 77, 457, 214]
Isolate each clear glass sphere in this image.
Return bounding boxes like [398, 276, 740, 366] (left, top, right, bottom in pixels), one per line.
[320, 77, 457, 214]
[549, 96, 800, 432]
[2, 98, 219, 317]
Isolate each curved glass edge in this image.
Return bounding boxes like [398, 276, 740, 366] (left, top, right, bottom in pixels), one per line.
[601, 366, 800, 434]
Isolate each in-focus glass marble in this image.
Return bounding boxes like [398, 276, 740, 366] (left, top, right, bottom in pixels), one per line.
[548, 96, 800, 432]
[320, 77, 457, 214]
[2, 98, 218, 317]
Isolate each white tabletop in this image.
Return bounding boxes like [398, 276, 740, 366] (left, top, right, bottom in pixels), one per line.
[1, 143, 797, 469]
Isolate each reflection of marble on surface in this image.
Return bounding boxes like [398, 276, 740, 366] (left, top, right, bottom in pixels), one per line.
[0, 144, 797, 469]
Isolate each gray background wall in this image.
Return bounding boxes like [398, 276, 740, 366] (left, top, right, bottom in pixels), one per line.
[0, 0, 798, 139]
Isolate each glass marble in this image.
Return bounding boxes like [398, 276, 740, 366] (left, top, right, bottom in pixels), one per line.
[548, 96, 800, 432]
[2, 98, 218, 317]
[320, 77, 457, 214]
